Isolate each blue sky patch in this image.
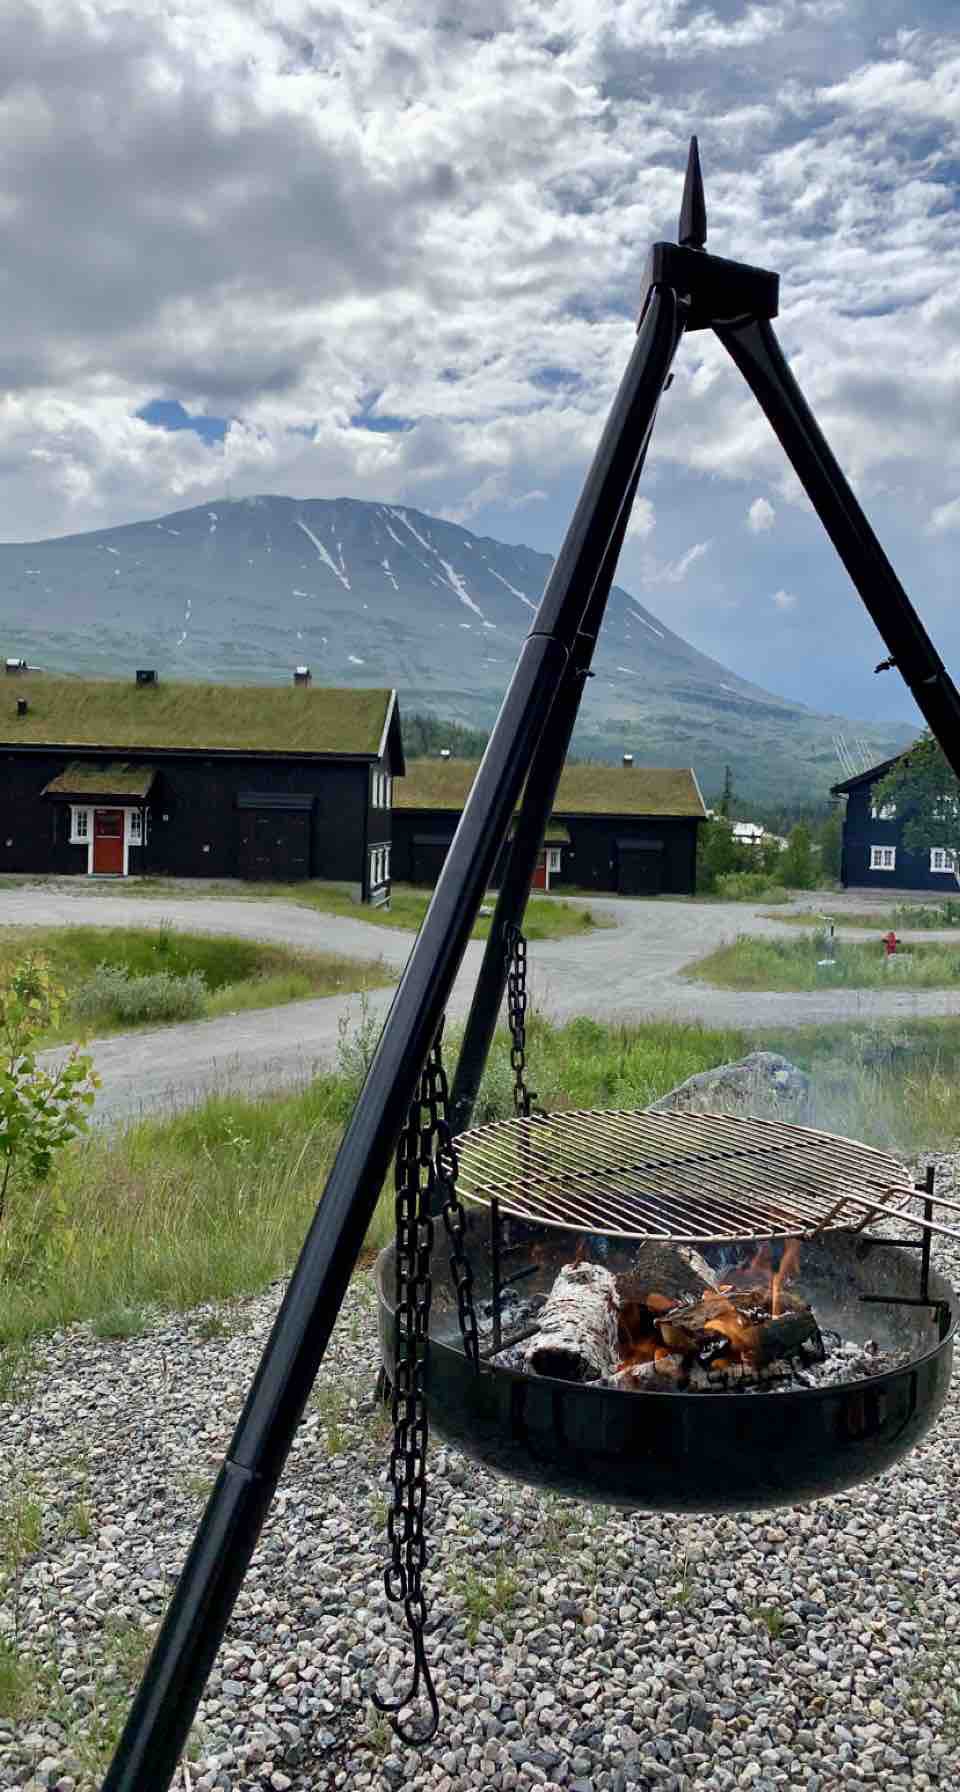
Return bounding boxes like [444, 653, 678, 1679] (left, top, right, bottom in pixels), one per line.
[137, 400, 228, 443]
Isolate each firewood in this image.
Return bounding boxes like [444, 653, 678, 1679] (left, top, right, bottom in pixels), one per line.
[655, 1284, 820, 1368]
[524, 1261, 619, 1382]
[615, 1242, 719, 1358]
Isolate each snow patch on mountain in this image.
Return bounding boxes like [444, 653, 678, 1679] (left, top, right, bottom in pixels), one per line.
[296, 518, 351, 590]
[490, 568, 538, 613]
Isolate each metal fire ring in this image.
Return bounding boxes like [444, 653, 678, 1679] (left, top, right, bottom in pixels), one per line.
[453, 1108, 916, 1243]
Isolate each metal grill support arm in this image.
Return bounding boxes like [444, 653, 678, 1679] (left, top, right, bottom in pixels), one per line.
[100, 284, 684, 1792]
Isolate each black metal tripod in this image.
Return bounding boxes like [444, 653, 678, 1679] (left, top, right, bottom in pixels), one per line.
[102, 138, 960, 1791]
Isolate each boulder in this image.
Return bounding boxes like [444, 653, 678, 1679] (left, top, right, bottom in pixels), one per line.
[647, 1050, 811, 1120]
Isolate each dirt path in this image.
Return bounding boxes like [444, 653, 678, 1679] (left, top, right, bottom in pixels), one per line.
[1, 881, 954, 1123]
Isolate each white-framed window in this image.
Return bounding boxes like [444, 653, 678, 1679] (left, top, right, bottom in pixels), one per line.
[70, 806, 90, 844]
[546, 847, 562, 873]
[930, 848, 957, 874]
[870, 845, 897, 871]
[370, 846, 386, 887]
[870, 802, 897, 821]
[127, 809, 143, 845]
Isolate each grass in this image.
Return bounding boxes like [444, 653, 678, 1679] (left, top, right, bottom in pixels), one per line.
[447, 1550, 522, 1642]
[2, 1008, 960, 1346]
[0, 923, 392, 1045]
[689, 932, 960, 992]
[0, 674, 392, 755]
[7, 877, 612, 943]
[761, 901, 960, 931]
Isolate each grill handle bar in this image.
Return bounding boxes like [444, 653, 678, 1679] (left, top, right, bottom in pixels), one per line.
[100, 285, 685, 1792]
[829, 1192, 960, 1244]
[714, 316, 960, 779]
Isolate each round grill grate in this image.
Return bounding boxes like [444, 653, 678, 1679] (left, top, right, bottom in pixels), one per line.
[454, 1108, 915, 1242]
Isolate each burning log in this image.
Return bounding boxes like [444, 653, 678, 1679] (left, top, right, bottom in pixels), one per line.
[615, 1242, 719, 1360]
[655, 1286, 820, 1369]
[524, 1261, 619, 1382]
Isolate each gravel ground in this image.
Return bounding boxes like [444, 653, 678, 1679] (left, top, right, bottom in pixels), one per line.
[2, 1165, 959, 1792]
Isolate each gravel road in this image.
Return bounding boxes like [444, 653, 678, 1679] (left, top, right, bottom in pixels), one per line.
[2, 1168, 958, 1792]
[0, 882, 955, 1124]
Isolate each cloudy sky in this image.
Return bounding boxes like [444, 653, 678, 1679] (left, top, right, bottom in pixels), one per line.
[2, 0, 958, 719]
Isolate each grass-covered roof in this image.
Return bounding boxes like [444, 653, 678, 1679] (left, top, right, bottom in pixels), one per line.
[396, 758, 706, 818]
[0, 676, 395, 757]
[43, 762, 156, 798]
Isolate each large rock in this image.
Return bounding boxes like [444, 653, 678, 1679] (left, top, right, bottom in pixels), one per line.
[648, 1050, 811, 1120]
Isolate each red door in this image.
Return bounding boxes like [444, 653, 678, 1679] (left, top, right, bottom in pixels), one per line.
[532, 850, 547, 891]
[93, 809, 124, 875]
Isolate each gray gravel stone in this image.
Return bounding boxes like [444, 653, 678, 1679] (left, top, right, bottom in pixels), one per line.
[2, 1161, 959, 1790]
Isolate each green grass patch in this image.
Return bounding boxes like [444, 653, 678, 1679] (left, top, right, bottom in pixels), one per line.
[21, 877, 610, 942]
[0, 924, 393, 1044]
[761, 901, 960, 931]
[689, 932, 960, 992]
[2, 1008, 959, 1347]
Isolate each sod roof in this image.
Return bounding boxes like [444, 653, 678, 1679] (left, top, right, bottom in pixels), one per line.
[396, 759, 706, 818]
[0, 677, 396, 757]
[43, 762, 156, 799]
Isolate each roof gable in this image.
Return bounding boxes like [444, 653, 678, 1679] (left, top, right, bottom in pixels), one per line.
[0, 676, 396, 757]
[395, 758, 706, 818]
[830, 752, 907, 795]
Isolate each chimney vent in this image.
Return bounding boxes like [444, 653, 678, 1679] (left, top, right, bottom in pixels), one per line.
[623, 752, 634, 767]
[293, 666, 312, 686]
[16, 698, 28, 718]
[440, 748, 451, 760]
[136, 669, 158, 687]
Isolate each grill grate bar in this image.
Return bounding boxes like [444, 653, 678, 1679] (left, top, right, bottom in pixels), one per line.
[455, 1108, 918, 1242]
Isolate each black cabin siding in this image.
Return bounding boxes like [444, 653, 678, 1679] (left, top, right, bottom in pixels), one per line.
[0, 749, 378, 888]
[840, 782, 955, 892]
[391, 808, 701, 895]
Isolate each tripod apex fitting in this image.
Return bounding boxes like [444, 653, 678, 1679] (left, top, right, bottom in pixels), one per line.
[678, 134, 706, 250]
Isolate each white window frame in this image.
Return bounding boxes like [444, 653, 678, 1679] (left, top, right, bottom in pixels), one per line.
[930, 848, 957, 874]
[385, 774, 392, 809]
[69, 806, 91, 844]
[384, 843, 391, 881]
[127, 808, 144, 846]
[870, 845, 897, 871]
[546, 847, 562, 873]
[870, 802, 897, 821]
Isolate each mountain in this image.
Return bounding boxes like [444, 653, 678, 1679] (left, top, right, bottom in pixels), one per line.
[0, 494, 914, 802]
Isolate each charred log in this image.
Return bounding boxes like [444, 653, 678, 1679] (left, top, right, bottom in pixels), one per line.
[524, 1261, 619, 1382]
[615, 1243, 718, 1359]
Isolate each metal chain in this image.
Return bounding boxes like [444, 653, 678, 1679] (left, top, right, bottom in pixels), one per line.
[374, 1022, 480, 1747]
[504, 924, 537, 1118]
[373, 1053, 440, 1747]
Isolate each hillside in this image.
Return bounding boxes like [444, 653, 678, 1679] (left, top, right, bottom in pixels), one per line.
[0, 495, 914, 802]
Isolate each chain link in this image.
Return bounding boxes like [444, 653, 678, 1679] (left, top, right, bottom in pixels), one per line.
[373, 1051, 440, 1746]
[504, 924, 537, 1118]
[374, 1021, 480, 1747]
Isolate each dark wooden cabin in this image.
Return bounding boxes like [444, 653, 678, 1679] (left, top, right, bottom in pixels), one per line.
[392, 757, 706, 895]
[0, 669, 403, 900]
[832, 753, 956, 892]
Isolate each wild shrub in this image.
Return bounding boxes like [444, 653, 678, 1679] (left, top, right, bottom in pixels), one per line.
[714, 871, 788, 902]
[70, 964, 207, 1027]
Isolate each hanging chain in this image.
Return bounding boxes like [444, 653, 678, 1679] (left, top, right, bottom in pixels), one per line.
[504, 924, 537, 1118]
[374, 1022, 479, 1748]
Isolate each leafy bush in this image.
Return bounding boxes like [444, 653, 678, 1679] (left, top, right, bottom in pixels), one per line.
[714, 871, 789, 902]
[70, 964, 207, 1027]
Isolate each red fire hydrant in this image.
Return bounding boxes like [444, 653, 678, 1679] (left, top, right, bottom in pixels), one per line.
[882, 930, 898, 957]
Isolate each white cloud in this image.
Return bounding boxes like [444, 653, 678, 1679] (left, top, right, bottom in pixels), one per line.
[625, 497, 656, 540]
[747, 496, 775, 533]
[663, 541, 710, 583]
[772, 588, 798, 610]
[930, 496, 960, 535]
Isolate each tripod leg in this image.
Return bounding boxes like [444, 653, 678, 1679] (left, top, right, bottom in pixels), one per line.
[100, 282, 684, 1792]
[715, 315, 960, 781]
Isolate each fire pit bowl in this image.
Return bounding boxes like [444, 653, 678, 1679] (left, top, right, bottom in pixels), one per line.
[375, 1112, 956, 1512]
[376, 1225, 954, 1512]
